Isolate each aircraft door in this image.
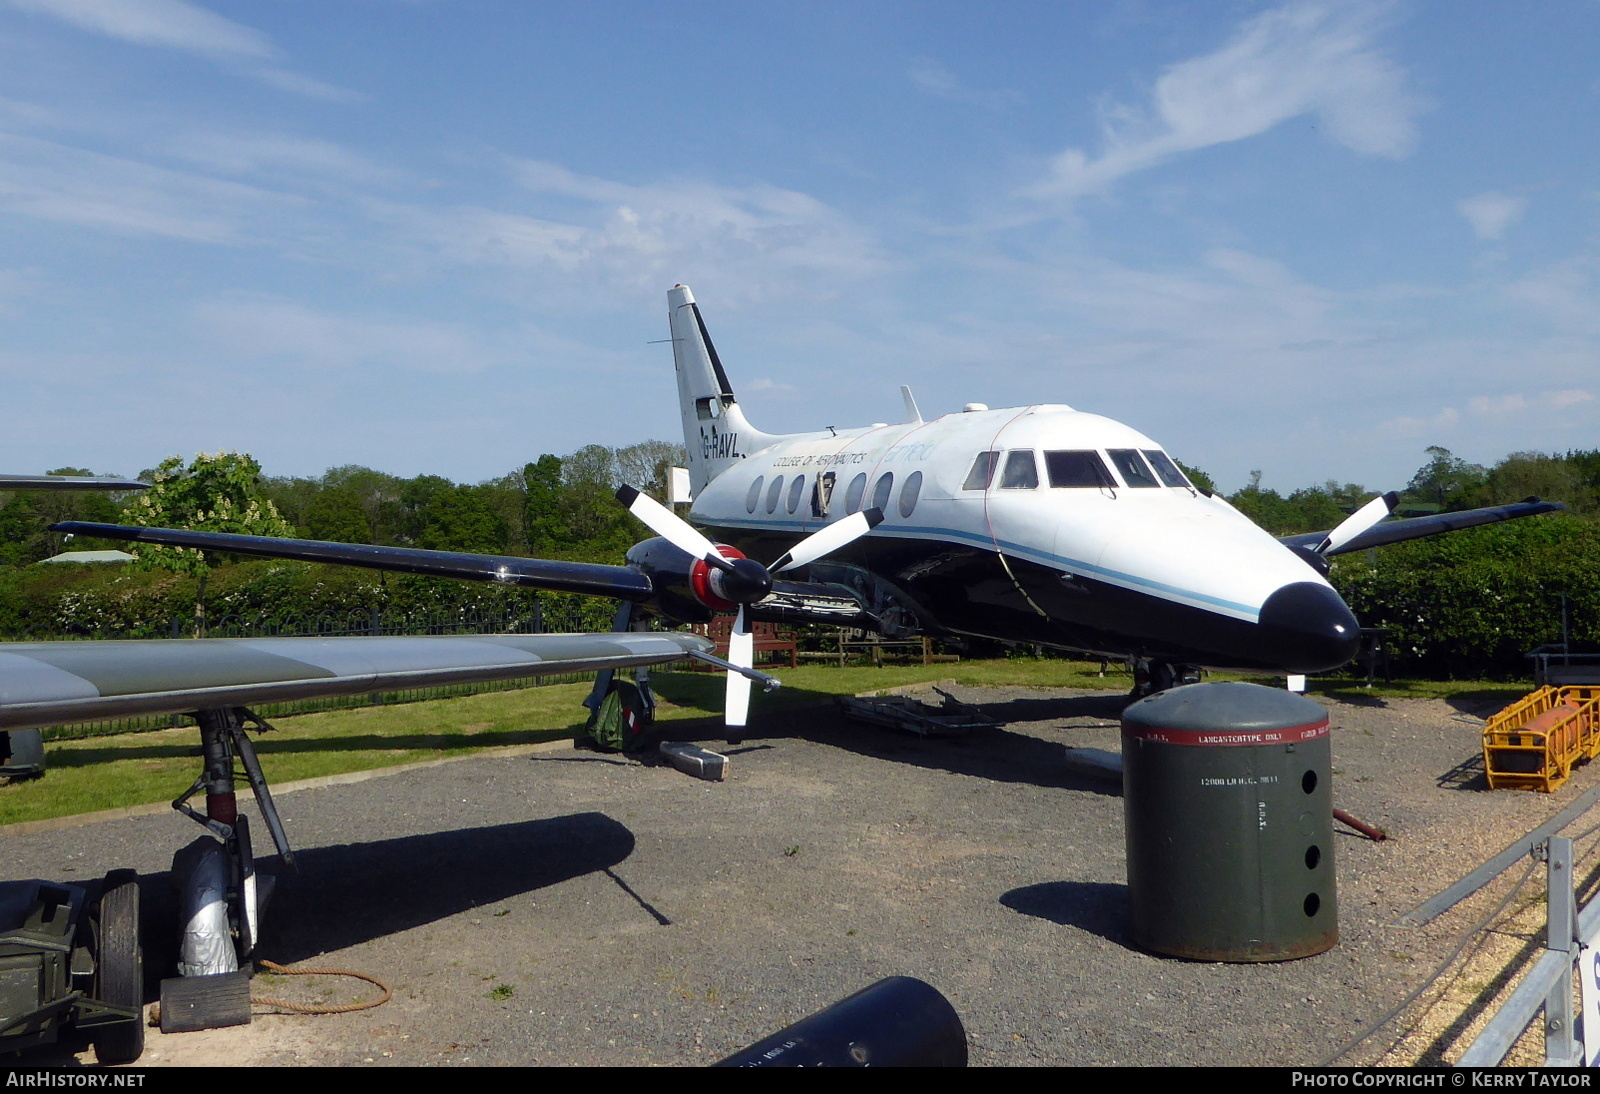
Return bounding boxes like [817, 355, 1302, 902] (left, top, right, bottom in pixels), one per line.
[1045, 448, 1121, 574]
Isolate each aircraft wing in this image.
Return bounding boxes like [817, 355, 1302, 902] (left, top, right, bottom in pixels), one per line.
[0, 475, 147, 491]
[1277, 499, 1566, 557]
[52, 522, 882, 631]
[0, 631, 709, 732]
[52, 522, 654, 600]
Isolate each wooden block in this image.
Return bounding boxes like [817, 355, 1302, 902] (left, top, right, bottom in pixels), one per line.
[1062, 747, 1123, 782]
[159, 971, 251, 1032]
[658, 741, 727, 781]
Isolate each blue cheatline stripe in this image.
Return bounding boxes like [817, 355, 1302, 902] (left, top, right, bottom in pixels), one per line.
[705, 515, 1262, 621]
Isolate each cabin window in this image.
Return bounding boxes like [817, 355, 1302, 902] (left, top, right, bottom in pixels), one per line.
[786, 475, 806, 514]
[963, 451, 999, 490]
[765, 475, 785, 514]
[844, 473, 868, 514]
[1044, 450, 1116, 488]
[1001, 450, 1039, 489]
[871, 472, 895, 513]
[899, 471, 923, 518]
[812, 471, 836, 517]
[746, 476, 765, 513]
[1108, 449, 1159, 488]
[1142, 450, 1192, 489]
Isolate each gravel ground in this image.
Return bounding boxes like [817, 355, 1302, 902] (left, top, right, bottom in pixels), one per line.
[4, 684, 1594, 1068]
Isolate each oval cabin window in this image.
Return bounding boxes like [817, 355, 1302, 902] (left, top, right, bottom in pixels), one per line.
[766, 475, 785, 514]
[871, 472, 894, 513]
[899, 471, 922, 518]
[845, 473, 868, 514]
[786, 474, 806, 513]
[746, 476, 765, 513]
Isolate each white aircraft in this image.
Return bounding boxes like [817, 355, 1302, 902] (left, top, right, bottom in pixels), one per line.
[64, 284, 1563, 731]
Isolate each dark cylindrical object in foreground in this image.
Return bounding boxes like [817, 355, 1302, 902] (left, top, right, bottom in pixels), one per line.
[0, 729, 45, 777]
[714, 976, 967, 1067]
[1122, 681, 1337, 962]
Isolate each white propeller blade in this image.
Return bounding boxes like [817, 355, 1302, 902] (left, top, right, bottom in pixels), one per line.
[771, 508, 885, 573]
[1319, 491, 1399, 555]
[725, 606, 754, 733]
[617, 485, 730, 569]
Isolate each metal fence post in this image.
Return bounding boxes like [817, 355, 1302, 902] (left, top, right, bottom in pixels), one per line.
[1547, 836, 1580, 1066]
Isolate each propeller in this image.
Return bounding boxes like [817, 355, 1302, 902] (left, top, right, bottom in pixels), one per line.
[1316, 491, 1400, 556]
[617, 484, 884, 740]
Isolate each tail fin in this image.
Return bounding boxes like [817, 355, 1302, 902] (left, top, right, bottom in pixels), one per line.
[668, 285, 781, 495]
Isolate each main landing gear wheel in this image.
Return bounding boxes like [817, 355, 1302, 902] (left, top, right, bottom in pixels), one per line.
[91, 869, 145, 1066]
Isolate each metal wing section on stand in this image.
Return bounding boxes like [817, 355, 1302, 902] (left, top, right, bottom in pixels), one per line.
[0, 632, 710, 732]
[0, 475, 147, 491]
[0, 631, 712, 993]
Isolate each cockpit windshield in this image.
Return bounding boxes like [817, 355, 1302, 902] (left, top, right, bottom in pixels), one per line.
[1044, 450, 1116, 488]
[1142, 450, 1193, 489]
[1107, 449, 1159, 488]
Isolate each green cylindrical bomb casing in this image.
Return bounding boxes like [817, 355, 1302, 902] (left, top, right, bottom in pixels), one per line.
[1122, 681, 1337, 962]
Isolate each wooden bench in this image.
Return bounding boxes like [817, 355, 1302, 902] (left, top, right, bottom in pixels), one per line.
[690, 616, 798, 668]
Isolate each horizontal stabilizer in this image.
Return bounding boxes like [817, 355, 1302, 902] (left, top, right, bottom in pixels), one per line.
[50, 522, 654, 600]
[1278, 498, 1566, 557]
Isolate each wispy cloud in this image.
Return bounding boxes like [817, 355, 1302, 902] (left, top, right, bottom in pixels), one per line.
[394, 160, 888, 304]
[161, 131, 394, 186]
[194, 296, 521, 376]
[6, 0, 360, 101]
[1466, 389, 1593, 415]
[1506, 257, 1600, 336]
[1026, 1, 1419, 200]
[0, 132, 301, 241]
[1028, 246, 1338, 351]
[8, 0, 275, 58]
[1383, 388, 1595, 434]
[1457, 191, 1525, 240]
[907, 58, 1021, 109]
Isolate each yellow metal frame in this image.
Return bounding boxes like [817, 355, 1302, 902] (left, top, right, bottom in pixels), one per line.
[1483, 686, 1600, 792]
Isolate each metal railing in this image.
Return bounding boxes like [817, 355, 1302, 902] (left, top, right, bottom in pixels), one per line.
[1529, 644, 1600, 687]
[1458, 836, 1588, 1066]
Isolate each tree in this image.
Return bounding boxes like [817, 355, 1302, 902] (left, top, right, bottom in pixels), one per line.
[1405, 446, 1487, 510]
[123, 452, 296, 633]
[523, 455, 568, 555]
[417, 485, 505, 554]
[127, 453, 296, 574]
[302, 485, 372, 543]
[1174, 460, 1216, 495]
[560, 444, 633, 550]
[1465, 452, 1597, 516]
[615, 440, 686, 501]
[1227, 475, 1376, 536]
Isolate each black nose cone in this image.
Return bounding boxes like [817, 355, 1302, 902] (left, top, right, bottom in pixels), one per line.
[713, 556, 774, 604]
[1258, 582, 1362, 673]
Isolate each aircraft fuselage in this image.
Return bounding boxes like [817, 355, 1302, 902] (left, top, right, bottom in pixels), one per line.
[688, 404, 1361, 674]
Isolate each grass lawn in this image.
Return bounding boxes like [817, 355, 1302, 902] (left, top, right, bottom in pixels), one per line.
[0, 658, 1534, 827]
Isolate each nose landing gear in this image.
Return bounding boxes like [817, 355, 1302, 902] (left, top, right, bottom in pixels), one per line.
[1130, 660, 1202, 698]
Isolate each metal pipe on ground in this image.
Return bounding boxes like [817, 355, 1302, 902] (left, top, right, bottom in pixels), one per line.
[713, 977, 966, 1067]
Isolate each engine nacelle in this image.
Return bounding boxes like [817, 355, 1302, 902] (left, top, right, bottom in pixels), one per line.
[624, 537, 742, 624]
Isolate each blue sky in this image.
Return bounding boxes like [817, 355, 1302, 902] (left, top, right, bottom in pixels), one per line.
[0, 0, 1595, 494]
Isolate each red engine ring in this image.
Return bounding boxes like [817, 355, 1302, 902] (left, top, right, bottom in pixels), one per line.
[690, 545, 748, 611]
